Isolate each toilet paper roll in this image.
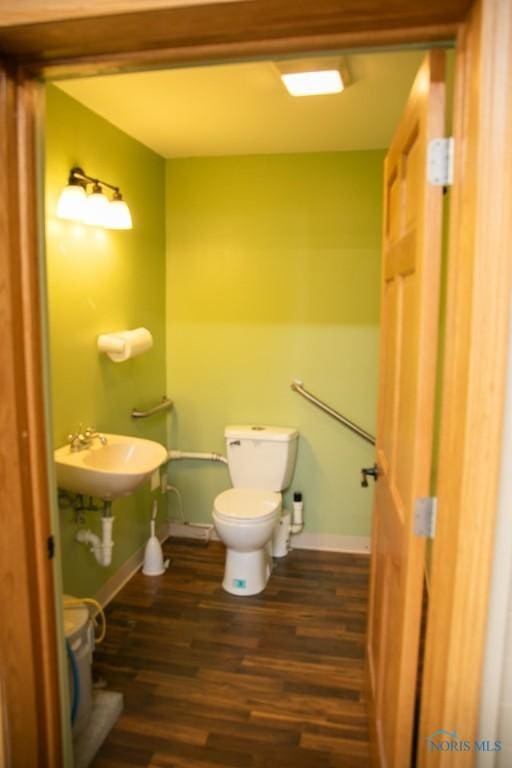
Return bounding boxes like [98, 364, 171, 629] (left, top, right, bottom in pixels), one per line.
[97, 327, 153, 362]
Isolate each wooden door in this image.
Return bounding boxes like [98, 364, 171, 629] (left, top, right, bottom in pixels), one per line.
[366, 50, 446, 768]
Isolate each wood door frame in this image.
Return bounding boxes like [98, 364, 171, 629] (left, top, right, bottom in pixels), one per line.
[0, 0, 509, 764]
[418, 0, 512, 763]
[0, 1, 471, 80]
[0, 66, 62, 766]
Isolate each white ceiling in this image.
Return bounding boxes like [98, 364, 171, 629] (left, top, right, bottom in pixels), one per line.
[56, 50, 426, 158]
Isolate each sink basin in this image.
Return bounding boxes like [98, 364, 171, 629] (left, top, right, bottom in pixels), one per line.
[54, 434, 167, 500]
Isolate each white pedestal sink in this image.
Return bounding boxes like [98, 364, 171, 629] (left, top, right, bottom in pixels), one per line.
[54, 434, 167, 500]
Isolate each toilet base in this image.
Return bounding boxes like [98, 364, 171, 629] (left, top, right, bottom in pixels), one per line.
[222, 547, 272, 596]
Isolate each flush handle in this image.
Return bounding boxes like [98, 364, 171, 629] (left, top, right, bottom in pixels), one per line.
[361, 463, 380, 488]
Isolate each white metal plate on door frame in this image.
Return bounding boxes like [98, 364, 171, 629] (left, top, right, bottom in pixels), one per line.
[427, 137, 454, 185]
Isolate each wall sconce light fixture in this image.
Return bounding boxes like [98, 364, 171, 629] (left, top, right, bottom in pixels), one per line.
[57, 167, 133, 229]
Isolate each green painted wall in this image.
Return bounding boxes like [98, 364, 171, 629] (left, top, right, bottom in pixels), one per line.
[165, 152, 383, 537]
[45, 85, 166, 597]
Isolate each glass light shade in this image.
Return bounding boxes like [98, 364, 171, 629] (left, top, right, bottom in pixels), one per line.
[83, 189, 110, 227]
[56, 185, 87, 221]
[281, 70, 344, 97]
[105, 199, 133, 230]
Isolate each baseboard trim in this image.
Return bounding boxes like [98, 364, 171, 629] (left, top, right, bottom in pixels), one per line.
[169, 521, 214, 542]
[95, 522, 171, 608]
[290, 532, 371, 554]
[195, 526, 370, 554]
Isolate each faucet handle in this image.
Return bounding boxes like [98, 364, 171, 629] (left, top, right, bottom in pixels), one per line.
[84, 426, 108, 445]
[67, 432, 83, 451]
[68, 425, 106, 451]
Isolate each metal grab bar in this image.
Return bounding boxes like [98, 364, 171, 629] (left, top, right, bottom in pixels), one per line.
[131, 396, 173, 419]
[291, 380, 376, 446]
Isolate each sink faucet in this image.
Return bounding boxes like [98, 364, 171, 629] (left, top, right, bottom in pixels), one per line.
[68, 426, 107, 452]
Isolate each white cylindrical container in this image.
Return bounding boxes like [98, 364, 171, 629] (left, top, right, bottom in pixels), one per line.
[272, 510, 291, 558]
[63, 595, 94, 737]
[292, 494, 304, 526]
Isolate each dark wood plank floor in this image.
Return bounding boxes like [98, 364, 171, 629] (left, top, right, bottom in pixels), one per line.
[92, 539, 370, 768]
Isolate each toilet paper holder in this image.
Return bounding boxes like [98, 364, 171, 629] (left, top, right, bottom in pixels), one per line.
[97, 327, 153, 362]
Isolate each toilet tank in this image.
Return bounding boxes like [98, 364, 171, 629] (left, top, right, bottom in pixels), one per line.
[225, 425, 299, 491]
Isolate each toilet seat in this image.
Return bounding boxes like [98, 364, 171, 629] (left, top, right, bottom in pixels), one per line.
[214, 488, 280, 522]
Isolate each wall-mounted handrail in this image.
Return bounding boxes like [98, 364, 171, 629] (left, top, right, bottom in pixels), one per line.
[131, 396, 173, 419]
[291, 380, 376, 446]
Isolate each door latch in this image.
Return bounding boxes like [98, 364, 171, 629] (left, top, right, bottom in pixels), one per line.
[361, 463, 380, 487]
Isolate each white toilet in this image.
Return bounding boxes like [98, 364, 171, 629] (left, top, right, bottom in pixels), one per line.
[213, 425, 299, 596]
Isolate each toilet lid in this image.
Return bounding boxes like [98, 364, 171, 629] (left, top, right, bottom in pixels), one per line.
[62, 594, 89, 639]
[214, 488, 281, 521]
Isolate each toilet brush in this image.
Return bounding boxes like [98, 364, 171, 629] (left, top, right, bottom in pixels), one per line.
[142, 500, 167, 576]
